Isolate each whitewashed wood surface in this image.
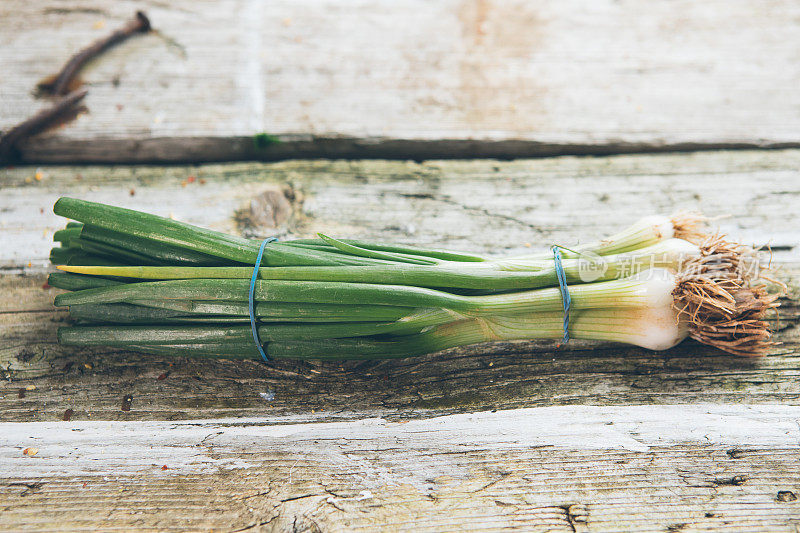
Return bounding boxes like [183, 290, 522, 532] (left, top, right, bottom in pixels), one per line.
[2, 151, 800, 529]
[2, 0, 800, 161]
[6, 405, 800, 477]
[3, 405, 800, 531]
[4, 149, 800, 272]
[3, 3, 800, 525]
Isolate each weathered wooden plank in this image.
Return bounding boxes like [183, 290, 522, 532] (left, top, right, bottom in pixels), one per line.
[3, 405, 800, 531]
[2, 152, 800, 531]
[1, 150, 799, 421]
[4, 149, 800, 270]
[2, 267, 798, 422]
[2, 1, 800, 162]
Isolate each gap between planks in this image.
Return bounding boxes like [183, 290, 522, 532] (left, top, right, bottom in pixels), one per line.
[14, 136, 800, 165]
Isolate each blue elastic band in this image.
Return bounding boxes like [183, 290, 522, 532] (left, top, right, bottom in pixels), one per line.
[250, 237, 277, 362]
[551, 245, 571, 345]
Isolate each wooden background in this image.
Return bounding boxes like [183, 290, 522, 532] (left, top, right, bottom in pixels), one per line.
[2, 1, 800, 531]
[3, 0, 800, 162]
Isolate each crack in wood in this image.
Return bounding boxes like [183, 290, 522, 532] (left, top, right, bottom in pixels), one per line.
[230, 514, 278, 532]
[711, 475, 748, 487]
[561, 503, 589, 533]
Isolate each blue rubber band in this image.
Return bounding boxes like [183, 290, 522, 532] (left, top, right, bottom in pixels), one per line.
[551, 245, 571, 345]
[250, 237, 277, 362]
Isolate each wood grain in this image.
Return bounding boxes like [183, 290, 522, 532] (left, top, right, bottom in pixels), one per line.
[4, 149, 800, 270]
[2, 1, 800, 162]
[3, 406, 800, 532]
[2, 267, 798, 423]
[1, 150, 799, 423]
[2, 151, 800, 530]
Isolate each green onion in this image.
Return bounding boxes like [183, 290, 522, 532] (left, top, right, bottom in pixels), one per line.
[49, 199, 780, 359]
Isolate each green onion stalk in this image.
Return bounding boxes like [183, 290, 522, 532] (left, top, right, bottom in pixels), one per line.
[49, 198, 779, 359]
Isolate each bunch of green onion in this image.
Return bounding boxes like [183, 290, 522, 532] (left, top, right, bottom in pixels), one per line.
[49, 198, 779, 360]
